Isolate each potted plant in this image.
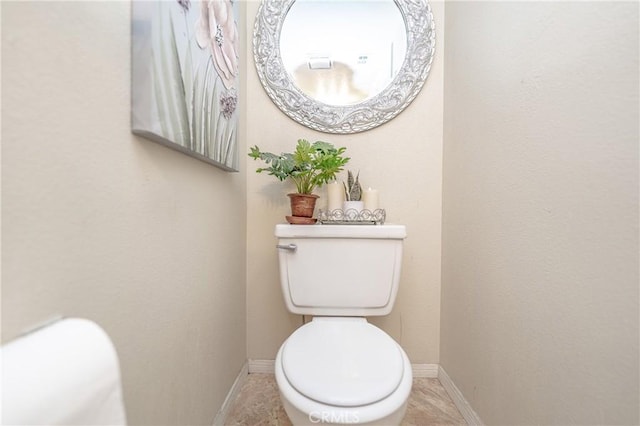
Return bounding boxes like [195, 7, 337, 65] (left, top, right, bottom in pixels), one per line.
[343, 170, 363, 212]
[249, 139, 350, 223]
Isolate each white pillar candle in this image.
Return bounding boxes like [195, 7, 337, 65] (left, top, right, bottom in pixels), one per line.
[326, 181, 344, 212]
[362, 187, 379, 211]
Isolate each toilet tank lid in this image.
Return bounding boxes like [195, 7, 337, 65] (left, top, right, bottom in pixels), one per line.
[275, 224, 406, 239]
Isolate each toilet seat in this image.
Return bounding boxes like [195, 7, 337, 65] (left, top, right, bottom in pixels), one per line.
[275, 317, 413, 425]
[281, 317, 404, 407]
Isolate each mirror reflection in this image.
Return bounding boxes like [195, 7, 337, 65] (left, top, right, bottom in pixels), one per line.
[253, 0, 435, 133]
[280, 0, 407, 106]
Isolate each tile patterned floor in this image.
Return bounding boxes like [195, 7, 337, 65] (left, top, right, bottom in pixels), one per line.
[225, 374, 467, 425]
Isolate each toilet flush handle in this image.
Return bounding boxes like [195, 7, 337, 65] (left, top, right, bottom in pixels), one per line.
[276, 243, 297, 252]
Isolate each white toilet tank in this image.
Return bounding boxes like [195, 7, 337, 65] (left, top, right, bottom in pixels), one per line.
[275, 224, 406, 316]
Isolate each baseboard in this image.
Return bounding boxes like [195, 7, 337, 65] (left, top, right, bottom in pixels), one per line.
[248, 359, 438, 378]
[248, 359, 275, 374]
[438, 365, 483, 426]
[212, 361, 249, 426]
[411, 363, 439, 378]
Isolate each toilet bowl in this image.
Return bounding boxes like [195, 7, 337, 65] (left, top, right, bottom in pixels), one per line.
[275, 317, 412, 425]
[274, 224, 410, 425]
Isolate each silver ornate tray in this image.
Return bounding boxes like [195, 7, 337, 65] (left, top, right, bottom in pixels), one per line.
[317, 209, 386, 225]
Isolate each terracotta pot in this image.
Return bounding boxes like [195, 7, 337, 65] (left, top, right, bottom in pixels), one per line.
[287, 193, 319, 218]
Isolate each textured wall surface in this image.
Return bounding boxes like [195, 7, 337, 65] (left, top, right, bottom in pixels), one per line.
[441, 2, 639, 424]
[245, 0, 445, 364]
[1, 2, 247, 424]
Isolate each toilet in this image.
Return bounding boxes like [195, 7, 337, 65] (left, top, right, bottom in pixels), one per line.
[274, 224, 412, 425]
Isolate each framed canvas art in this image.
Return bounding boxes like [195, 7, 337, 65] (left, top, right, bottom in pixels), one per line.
[132, 0, 239, 171]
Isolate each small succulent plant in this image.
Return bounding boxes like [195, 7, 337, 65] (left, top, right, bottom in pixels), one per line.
[343, 170, 362, 201]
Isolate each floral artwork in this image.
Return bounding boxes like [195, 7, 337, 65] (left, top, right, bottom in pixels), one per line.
[132, 0, 240, 171]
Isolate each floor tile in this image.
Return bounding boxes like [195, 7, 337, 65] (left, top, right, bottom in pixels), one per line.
[225, 374, 466, 425]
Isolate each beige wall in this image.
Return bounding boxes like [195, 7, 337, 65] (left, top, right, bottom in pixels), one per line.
[245, 1, 445, 363]
[441, 2, 639, 425]
[1, 2, 247, 425]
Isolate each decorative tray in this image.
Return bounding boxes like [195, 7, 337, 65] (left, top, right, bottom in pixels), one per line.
[317, 209, 386, 225]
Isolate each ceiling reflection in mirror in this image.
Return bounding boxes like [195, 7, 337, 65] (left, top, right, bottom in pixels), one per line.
[253, 0, 436, 134]
[280, 0, 407, 106]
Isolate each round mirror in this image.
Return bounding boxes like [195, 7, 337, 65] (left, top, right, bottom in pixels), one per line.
[280, 0, 406, 106]
[253, 0, 436, 134]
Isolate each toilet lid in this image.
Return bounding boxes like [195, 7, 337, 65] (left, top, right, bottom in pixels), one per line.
[281, 318, 404, 407]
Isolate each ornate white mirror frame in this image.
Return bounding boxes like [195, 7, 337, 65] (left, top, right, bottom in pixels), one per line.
[253, 0, 436, 134]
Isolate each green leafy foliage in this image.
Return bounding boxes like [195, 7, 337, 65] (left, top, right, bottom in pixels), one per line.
[249, 139, 350, 194]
